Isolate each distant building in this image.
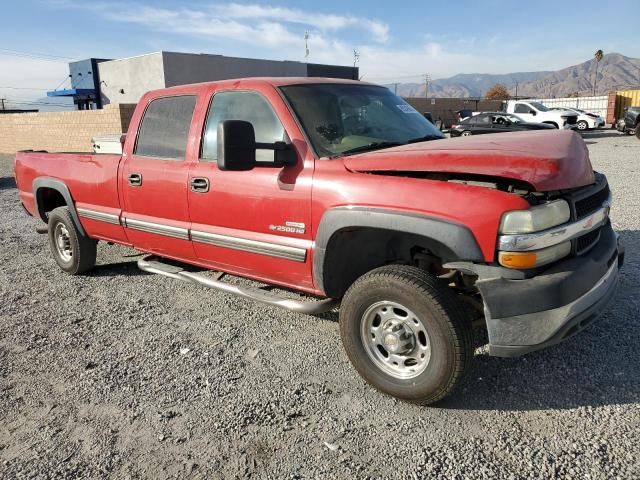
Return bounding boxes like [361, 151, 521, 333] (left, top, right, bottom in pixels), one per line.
[47, 58, 110, 110]
[48, 52, 359, 109]
[0, 109, 38, 114]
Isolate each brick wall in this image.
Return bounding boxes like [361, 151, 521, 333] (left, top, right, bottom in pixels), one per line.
[0, 103, 137, 154]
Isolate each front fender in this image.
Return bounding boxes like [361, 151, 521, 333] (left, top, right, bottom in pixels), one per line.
[313, 207, 483, 295]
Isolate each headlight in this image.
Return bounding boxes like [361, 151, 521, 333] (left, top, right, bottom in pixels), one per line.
[498, 241, 571, 269]
[499, 199, 570, 234]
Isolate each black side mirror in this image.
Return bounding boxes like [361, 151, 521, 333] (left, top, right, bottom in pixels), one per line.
[217, 120, 257, 171]
[530, 110, 537, 116]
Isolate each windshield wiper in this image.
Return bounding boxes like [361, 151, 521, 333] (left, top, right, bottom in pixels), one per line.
[336, 141, 404, 157]
[406, 134, 444, 144]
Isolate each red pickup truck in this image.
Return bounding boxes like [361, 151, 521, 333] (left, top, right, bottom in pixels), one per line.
[14, 78, 623, 404]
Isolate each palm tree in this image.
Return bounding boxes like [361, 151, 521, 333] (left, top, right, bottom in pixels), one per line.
[593, 49, 604, 95]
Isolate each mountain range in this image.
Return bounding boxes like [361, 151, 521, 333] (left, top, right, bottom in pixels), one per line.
[390, 53, 640, 98]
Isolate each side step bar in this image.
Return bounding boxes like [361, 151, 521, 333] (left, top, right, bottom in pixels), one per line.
[137, 255, 338, 315]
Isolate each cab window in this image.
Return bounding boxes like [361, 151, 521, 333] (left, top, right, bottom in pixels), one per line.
[135, 96, 197, 160]
[201, 91, 285, 162]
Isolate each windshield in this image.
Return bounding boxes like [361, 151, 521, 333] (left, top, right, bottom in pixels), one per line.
[280, 83, 444, 157]
[500, 114, 524, 123]
[529, 101, 550, 112]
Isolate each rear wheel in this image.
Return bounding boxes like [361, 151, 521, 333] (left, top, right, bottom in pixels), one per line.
[636, 125, 640, 140]
[339, 265, 473, 405]
[48, 207, 97, 274]
[461, 130, 472, 137]
[577, 120, 589, 131]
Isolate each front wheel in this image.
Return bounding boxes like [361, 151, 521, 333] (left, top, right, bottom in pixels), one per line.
[577, 120, 589, 131]
[461, 130, 472, 137]
[48, 206, 97, 274]
[636, 127, 640, 140]
[339, 265, 474, 405]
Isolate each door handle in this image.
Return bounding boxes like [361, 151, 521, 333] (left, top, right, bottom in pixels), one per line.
[128, 173, 143, 186]
[190, 177, 210, 193]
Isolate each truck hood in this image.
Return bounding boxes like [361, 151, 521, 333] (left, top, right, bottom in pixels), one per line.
[343, 130, 594, 191]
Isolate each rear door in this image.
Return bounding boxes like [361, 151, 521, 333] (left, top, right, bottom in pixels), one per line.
[471, 114, 493, 134]
[120, 95, 197, 259]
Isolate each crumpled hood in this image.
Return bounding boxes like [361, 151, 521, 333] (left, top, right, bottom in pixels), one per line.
[343, 130, 594, 191]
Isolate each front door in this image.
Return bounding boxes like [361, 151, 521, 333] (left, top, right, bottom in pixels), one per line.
[187, 89, 315, 292]
[120, 95, 197, 260]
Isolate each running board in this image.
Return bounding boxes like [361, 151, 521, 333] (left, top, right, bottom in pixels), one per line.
[137, 255, 338, 315]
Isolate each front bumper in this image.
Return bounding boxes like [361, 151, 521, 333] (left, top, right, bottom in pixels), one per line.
[477, 225, 623, 357]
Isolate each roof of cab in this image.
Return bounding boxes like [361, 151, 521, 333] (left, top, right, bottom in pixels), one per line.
[157, 76, 371, 93]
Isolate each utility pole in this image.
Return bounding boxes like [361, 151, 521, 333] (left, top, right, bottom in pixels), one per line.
[0, 98, 5, 111]
[304, 31, 310, 59]
[424, 74, 431, 99]
[393, 83, 398, 95]
[514, 81, 518, 99]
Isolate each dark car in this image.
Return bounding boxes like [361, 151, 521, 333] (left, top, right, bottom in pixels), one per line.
[616, 106, 640, 139]
[450, 112, 556, 137]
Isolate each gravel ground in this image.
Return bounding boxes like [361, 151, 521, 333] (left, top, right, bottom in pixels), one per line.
[0, 130, 639, 479]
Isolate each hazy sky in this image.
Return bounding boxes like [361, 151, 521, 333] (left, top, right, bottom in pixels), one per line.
[2, 0, 639, 108]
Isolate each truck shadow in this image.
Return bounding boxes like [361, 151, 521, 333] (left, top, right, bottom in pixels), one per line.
[440, 228, 639, 411]
[89, 260, 149, 277]
[0, 176, 17, 190]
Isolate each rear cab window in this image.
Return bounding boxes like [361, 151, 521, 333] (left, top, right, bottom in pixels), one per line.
[135, 95, 197, 160]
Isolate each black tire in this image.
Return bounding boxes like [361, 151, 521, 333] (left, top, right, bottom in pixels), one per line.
[460, 130, 472, 136]
[47, 206, 97, 274]
[577, 120, 589, 131]
[339, 265, 473, 405]
[636, 127, 640, 140]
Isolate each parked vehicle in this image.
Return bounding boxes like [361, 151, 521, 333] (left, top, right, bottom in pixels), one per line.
[503, 100, 578, 129]
[14, 78, 623, 405]
[616, 106, 640, 139]
[550, 107, 605, 130]
[450, 112, 555, 137]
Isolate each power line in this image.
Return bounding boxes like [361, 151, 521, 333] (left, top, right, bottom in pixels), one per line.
[0, 85, 50, 91]
[0, 48, 72, 63]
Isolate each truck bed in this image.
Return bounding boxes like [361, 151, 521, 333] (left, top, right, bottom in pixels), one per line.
[14, 150, 123, 233]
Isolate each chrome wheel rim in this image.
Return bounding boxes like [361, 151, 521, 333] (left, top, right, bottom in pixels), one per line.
[360, 301, 431, 379]
[54, 222, 73, 262]
[578, 121, 587, 130]
[461, 131, 471, 136]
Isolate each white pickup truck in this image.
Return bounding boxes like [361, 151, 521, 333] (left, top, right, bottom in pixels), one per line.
[503, 100, 578, 130]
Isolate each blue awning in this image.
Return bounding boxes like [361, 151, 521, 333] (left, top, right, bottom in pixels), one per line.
[47, 88, 96, 97]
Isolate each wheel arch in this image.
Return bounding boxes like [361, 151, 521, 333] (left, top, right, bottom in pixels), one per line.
[314, 207, 483, 298]
[32, 177, 85, 236]
[542, 121, 559, 129]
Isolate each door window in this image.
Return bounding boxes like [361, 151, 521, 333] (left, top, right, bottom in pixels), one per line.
[135, 96, 197, 160]
[201, 91, 285, 162]
[514, 103, 530, 114]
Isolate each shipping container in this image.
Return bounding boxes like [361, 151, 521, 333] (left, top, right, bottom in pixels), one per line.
[614, 90, 640, 122]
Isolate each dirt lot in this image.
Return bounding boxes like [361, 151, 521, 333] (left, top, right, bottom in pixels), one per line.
[1, 131, 639, 479]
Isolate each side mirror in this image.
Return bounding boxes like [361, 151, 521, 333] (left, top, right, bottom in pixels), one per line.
[217, 120, 257, 171]
[217, 120, 297, 171]
[530, 110, 537, 116]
